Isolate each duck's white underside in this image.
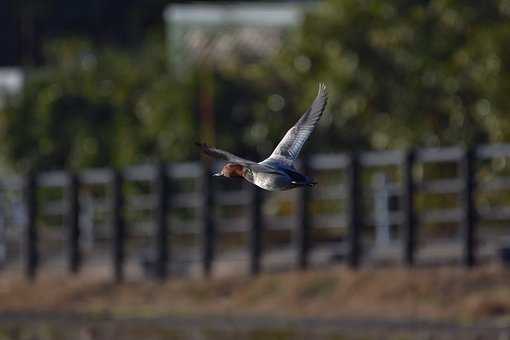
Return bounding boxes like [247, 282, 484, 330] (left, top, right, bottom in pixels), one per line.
[250, 171, 294, 191]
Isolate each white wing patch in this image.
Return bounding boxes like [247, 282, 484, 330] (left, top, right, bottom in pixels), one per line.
[263, 83, 328, 166]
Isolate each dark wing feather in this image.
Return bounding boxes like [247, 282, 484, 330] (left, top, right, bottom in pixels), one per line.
[197, 143, 284, 175]
[264, 83, 328, 166]
[196, 143, 257, 165]
[283, 168, 308, 182]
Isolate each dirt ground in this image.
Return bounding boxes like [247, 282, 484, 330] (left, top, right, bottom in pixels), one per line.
[1, 264, 510, 324]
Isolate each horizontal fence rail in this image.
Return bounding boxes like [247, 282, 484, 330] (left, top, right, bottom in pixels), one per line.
[2, 144, 510, 281]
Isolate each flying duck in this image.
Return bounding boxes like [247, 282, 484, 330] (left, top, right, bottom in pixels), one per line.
[197, 83, 328, 191]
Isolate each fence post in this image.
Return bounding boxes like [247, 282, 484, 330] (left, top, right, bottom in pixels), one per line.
[461, 147, 477, 267]
[112, 170, 125, 283]
[0, 191, 5, 269]
[402, 149, 417, 266]
[347, 152, 362, 269]
[155, 162, 170, 281]
[67, 173, 81, 274]
[249, 185, 263, 275]
[373, 174, 392, 248]
[24, 171, 38, 281]
[296, 156, 312, 270]
[201, 163, 215, 277]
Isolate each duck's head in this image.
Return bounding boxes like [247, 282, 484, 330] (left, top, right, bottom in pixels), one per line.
[213, 163, 244, 178]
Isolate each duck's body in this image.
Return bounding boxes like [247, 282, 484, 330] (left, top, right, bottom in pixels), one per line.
[198, 83, 328, 191]
[216, 161, 313, 191]
[247, 164, 314, 191]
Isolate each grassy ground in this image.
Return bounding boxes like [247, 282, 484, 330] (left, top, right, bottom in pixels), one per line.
[1, 265, 510, 324]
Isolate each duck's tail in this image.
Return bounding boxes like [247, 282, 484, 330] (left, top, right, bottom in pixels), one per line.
[291, 180, 318, 188]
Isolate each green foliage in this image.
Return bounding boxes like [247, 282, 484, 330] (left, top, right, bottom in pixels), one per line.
[1, 38, 197, 170]
[221, 0, 510, 154]
[291, 0, 510, 149]
[4, 0, 510, 170]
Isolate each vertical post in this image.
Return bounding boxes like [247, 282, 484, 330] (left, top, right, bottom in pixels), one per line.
[296, 157, 312, 270]
[0, 191, 6, 269]
[249, 185, 263, 275]
[461, 147, 477, 267]
[112, 170, 125, 283]
[67, 173, 81, 274]
[201, 163, 215, 277]
[24, 171, 38, 281]
[402, 150, 417, 266]
[155, 162, 169, 281]
[347, 152, 362, 269]
[373, 174, 392, 249]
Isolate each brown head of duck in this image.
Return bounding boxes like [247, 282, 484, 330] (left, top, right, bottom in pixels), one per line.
[213, 163, 245, 178]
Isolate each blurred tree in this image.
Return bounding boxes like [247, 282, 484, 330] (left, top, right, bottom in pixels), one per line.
[2, 0, 278, 66]
[5, 0, 510, 171]
[0, 38, 197, 170]
[285, 0, 510, 150]
[4, 0, 172, 65]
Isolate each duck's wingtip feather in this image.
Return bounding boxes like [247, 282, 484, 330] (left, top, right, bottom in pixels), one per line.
[318, 82, 327, 95]
[195, 142, 210, 150]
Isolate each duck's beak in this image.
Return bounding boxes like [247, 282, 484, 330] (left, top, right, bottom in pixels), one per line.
[212, 172, 223, 177]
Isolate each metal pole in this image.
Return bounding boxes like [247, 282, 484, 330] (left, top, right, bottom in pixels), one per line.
[67, 173, 81, 274]
[402, 150, 417, 266]
[373, 173, 392, 249]
[461, 147, 477, 267]
[112, 170, 125, 283]
[201, 163, 215, 277]
[24, 171, 38, 281]
[296, 157, 312, 270]
[0, 191, 6, 269]
[347, 152, 362, 269]
[155, 162, 170, 280]
[249, 185, 263, 275]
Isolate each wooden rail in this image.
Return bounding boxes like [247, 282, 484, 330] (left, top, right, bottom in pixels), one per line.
[1, 143, 510, 281]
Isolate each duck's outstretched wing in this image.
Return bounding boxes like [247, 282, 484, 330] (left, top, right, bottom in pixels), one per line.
[196, 143, 257, 165]
[263, 83, 328, 166]
[197, 142, 283, 175]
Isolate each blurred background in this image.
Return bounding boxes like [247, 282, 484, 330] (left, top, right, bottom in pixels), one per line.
[4, 0, 510, 172]
[3, 0, 510, 339]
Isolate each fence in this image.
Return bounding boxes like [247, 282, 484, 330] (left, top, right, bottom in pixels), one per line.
[2, 143, 510, 282]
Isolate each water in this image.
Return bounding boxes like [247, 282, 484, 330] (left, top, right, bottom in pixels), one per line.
[0, 316, 505, 340]
[0, 323, 358, 340]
